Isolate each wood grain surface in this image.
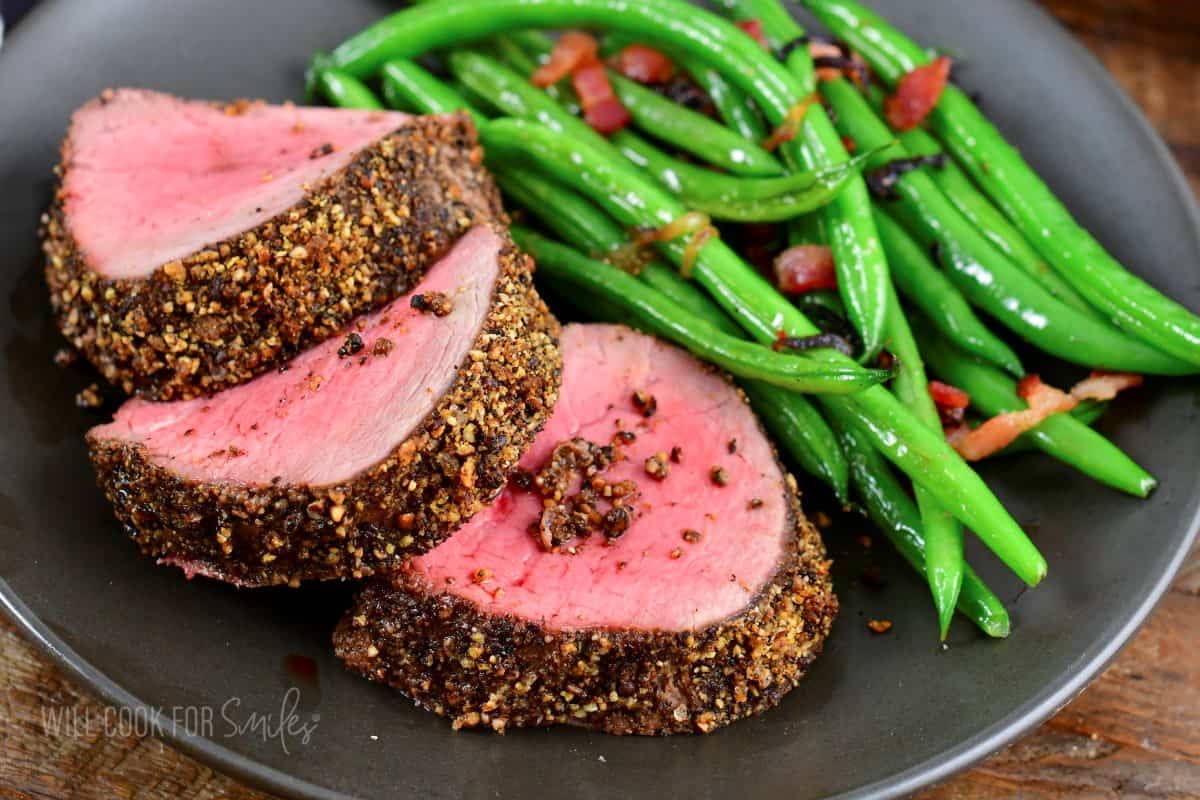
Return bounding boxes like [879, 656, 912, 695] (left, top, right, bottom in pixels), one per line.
[1, 1, 1198, 798]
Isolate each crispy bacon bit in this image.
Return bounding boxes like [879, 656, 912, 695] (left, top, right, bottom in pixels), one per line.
[929, 380, 970, 430]
[1070, 371, 1143, 401]
[885, 56, 952, 131]
[774, 244, 838, 295]
[867, 619, 893, 634]
[612, 44, 674, 84]
[950, 374, 1078, 461]
[736, 19, 769, 49]
[572, 62, 631, 134]
[929, 380, 970, 409]
[841, 135, 858, 153]
[763, 94, 819, 152]
[532, 31, 598, 87]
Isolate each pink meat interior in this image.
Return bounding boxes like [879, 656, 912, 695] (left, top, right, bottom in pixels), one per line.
[412, 324, 790, 632]
[89, 226, 501, 486]
[61, 88, 414, 279]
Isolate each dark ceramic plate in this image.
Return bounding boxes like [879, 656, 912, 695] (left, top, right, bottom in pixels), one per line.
[1, 1, 1197, 798]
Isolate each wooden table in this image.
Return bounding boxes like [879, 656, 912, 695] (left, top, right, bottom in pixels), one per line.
[2, 1, 1198, 797]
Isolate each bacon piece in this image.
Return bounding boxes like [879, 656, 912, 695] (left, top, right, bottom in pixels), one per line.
[532, 31, 599, 87]
[929, 380, 970, 431]
[736, 19, 769, 49]
[884, 56, 952, 131]
[572, 63, 631, 134]
[612, 44, 674, 84]
[929, 380, 970, 409]
[951, 375, 1077, 461]
[1070, 371, 1143, 401]
[774, 245, 838, 295]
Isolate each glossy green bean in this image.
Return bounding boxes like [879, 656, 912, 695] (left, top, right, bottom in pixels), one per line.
[679, 53, 769, 142]
[883, 284, 965, 639]
[608, 72, 784, 176]
[483, 117, 1046, 585]
[873, 206, 1024, 376]
[823, 401, 1012, 638]
[821, 77, 1197, 376]
[721, 0, 891, 363]
[612, 129, 865, 221]
[887, 118, 1103, 319]
[513, 228, 889, 393]
[803, 0, 1200, 368]
[313, 67, 384, 110]
[378, 61, 484, 124]
[913, 316, 1157, 497]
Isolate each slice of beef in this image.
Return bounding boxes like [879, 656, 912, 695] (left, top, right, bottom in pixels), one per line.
[44, 88, 504, 400]
[87, 227, 560, 587]
[334, 324, 836, 734]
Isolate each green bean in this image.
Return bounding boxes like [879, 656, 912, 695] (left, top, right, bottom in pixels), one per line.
[608, 72, 784, 176]
[883, 283, 965, 639]
[489, 33, 542, 78]
[721, 0, 891, 363]
[820, 77, 1197, 376]
[679, 54, 769, 142]
[483, 117, 1046, 586]
[913, 316, 1157, 497]
[802, 0, 1200, 368]
[493, 30, 584, 115]
[314, 0, 892, 360]
[873, 206, 1024, 376]
[612, 129, 867, 221]
[884, 114, 1103, 320]
[824, 401, 1012, 638]
[378, 61, 484, 124]
[513, 228, 889, 393]
[313, 67, 384, 110]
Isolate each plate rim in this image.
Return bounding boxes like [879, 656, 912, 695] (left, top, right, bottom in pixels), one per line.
[1, 1, 1198, 798]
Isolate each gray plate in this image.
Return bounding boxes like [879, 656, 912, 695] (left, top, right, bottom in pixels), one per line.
[0, 1, 1197, 798]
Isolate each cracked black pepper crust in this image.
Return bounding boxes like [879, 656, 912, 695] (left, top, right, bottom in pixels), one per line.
[86, 238, 561, 587]
[45, 104, 503, 400]
[334, 473, 837, 735]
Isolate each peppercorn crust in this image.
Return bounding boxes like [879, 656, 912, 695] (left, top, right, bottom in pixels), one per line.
[86, 238, 561, 587]
[333, 473, 837, 735]
[44, 100, 504, 401]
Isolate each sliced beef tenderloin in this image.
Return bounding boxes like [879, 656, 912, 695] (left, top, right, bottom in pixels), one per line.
[87, 227, 560, 587]
[334, 324, 836, 735]
[44, 88, 503, 400]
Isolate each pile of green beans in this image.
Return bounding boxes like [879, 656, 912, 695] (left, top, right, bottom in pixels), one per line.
[803, 0, 1200, 369]
[309, 0, 1190, 639]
